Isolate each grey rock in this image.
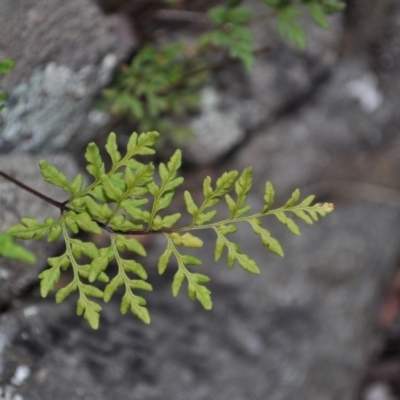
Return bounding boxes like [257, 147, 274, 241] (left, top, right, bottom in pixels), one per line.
[0, 201, 399, 400]
[234, 57, 399, 195]
[0, 0, 132, 153]
[0, 2, 400, 400]
[184, 0, 342, 165]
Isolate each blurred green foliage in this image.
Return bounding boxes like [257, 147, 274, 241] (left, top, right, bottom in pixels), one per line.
[103, 0, 345, 142]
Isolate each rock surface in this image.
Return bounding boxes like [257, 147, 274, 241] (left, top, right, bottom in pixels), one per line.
[0, 0, 132, 153]
[1, 1, 400, 400]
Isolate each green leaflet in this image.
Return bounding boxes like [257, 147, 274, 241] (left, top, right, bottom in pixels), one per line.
[147, 149, 184, 230]
[170, 232, 203, 248]
[214, 225, 260, 274]
[85, 142, 105, 179]
[249, 218, 284, 257]
[6, 217, 60, 240]
[0, 58, 15, 112]
[166, 235, 211, 309]
[5, 131, 335, 328]
[225, 167, 253, 218]
[115, 235, 146, 255]
[77, 296, 102, 330]
[0, 223, 36, 263]
[308, 1, 329, 28]
[65, 211, 101, 234]
[105, 132, 122, 166]
[39, 160, 72, 193]
[190, 170, 238, 226]
[39, 253, 70, 297]
[107, 235, 152, 323]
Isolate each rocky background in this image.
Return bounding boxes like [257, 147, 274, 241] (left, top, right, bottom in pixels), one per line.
[1, 0, 400, 399]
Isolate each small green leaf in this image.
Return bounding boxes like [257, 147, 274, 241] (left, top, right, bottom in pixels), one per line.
[89, 256, 109, 283]
[77, 296, 102, 330]
[263, 182, 275, 211]
[85, 142, 105, 179]
[104, 275, 123, 302]
[228, 8, 252, 24]
[121, 259, 147, 280]
[214, 233, 225, 261]
[158, 245, 173, 274]
[284, 188, 300, 208]
[7, 218, 51, 240]
[196, 210, 217, 224]
[39, 257, 66, 297]
[0, 58, 15, 74]
[236, 253, 260, 274]
[158, 213, 181, 229]
[115, 235, 146, 256]
[170, 232, 203, 248]
[294, 209, 314, 225]
[0, 234, 36, 263]
[300, 194, 315, 207]
[218, 224, 237, 235]
[209, 6, 227, 25]
[228, 167, 253, 217]
[64, 215, 79, 234]
[65, 211, 101, 234]
[105, 132, 122, 166]
[127, 131, 159, 156]
[55, 280, 77, 303]
[215, 171, 239, 196]
[192, 273, 211, 284]
[85, 197, 112, 220]
[277, 7, 306, 49]
[83, 284, 104, 299]
[47, 224, 62, 242]
[191, 284, 212, 309]
[69, 174, 84, 196]
[120, 291, 150, 324]
[39, 160, 71, 192]
[181, 255, 202, 266]
[109, 215, 142, 231]
[172, 269, 185, 296]
[101, 174, 123, 202]
[121, 199, 150, 222]
[275, 212, 301, 235]
[184, 191, 198, 215]
[69, 238, 99, 259]
[129, 280, 152, 291]
[308, 1, 329, 28]
[249, 218, 284, 257]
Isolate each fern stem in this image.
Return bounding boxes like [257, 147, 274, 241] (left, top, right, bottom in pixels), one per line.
[0, 169, 69, 211]
[118, 203, 332, 235]
[61, 220, 82, 295]
[110, 235, 129, 292]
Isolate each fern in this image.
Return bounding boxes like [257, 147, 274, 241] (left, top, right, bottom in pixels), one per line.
[3, 131, 335, 329]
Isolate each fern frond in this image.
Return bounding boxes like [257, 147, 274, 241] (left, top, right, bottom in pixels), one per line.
[5, 131, 335, 328]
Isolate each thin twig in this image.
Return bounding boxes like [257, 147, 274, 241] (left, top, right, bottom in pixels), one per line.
[0, 169, 68, 211]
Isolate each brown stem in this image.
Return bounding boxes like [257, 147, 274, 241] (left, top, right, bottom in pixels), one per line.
[0, 168, 180, 236]
[0, 169, 69, 212]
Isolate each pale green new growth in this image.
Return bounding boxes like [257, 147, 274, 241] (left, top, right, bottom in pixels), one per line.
[7, 132, 335, 329]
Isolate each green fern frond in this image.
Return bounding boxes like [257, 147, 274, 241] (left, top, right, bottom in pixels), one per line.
[6, 131, 335, 329]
